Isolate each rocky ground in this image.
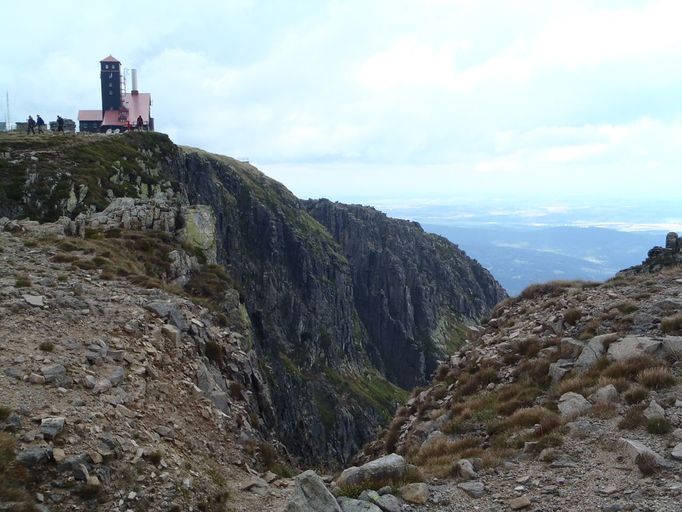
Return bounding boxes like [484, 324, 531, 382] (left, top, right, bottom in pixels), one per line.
[3, 196, 682, 512]
[0, 227, 294, 511]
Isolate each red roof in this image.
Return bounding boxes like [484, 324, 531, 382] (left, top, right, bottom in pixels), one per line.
[78, 110, 102, 122]
[100, 55, 120, 63]
[123, 93, 152, 124]
[102, 109, 127, 126]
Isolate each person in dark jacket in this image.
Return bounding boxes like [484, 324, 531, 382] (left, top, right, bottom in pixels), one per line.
[36, 115, 45, 133]
[57, 116, 64, 133]
[27, 116, 36, 134]
[136, 115, 144, 131]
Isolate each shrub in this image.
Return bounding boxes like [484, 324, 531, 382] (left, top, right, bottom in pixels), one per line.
[637, 366, 675, 390]
[635, 452, 660, 476]
[0, 407, 11, 421]
[624, 386, 648, 405]
[661, 313, 682, 334]
[614, 301, 638, 314]
[645, 417, 672, 435]
[14, 276, 31, 288]
[39, 341, 54, 352]
[147, 450, 162, 465]
[602, 355, 658, 380]
[618, 406, 645, 430]
[205, 340, 223, 362]
[563, 308, 582, 326]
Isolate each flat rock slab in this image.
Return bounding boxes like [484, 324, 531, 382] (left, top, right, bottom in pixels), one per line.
[40, 416, 65, 438]
[22, 294, 44, 307]
[671, 443, 682, 461]
[458, 481, 486, 498]
[607, 336, 661, 361]
[510, 495, 532, 509]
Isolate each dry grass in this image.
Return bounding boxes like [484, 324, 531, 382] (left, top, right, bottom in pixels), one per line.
[602, 355, 659, 380]
[588, 402, 618, 419]
[614, 301, 638, 314]
[488, 406, 560, 435]
[618, 405, 645, 430]
[637, 366, 676, 390]
[413, 436, 481, 476]
[661, 313, 682, 334]
[563, 307, 582, 326]
[645, 417, 672, 435]
[624, 386, 648, 405]
[0, 433, 35, 509]
[635, 453, 660, 476]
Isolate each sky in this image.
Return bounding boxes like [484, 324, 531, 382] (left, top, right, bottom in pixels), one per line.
[3, 0, 682, 220]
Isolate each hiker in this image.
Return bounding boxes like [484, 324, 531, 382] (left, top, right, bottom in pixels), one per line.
[126, 120, 132, 132]
[36, 115, 45, 133]
[56, 116, 64, 133]
[136, 115, 144, 131]
[27, 116, 36, 134]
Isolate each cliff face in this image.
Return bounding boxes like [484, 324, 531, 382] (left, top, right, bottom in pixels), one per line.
[304, 200, 506, 388]
[0, 133, 505, 465]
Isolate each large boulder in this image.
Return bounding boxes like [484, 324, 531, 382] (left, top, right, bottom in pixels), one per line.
[337, 497, 381, 512]
[284, 470, 342, 512]
[399, 483, 429, 504]
[574, 334, 610, 372]
[607, 336, 661, 361]
[335, 454, 406, 490]
[620, 438, 669, 468]
[558, 392, 591, 418]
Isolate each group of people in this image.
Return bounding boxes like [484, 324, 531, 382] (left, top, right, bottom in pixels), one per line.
[26, 115, 64, 134]
[127, 115, 146, 132]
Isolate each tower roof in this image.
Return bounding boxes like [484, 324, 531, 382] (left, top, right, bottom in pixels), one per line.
[100, 55, 121, 63]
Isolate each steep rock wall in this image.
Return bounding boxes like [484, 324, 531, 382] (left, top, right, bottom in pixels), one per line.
[305, 199, 507, 388]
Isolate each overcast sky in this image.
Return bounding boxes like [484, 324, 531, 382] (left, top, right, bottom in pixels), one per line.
[3, 0, 682, 212]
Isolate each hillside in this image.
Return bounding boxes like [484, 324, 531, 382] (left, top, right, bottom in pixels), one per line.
[344, 235, 682, 511]
[0, 131, 504, 509]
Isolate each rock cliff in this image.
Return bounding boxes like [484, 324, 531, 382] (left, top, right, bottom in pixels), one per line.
[305, 199, 506, 388]
[0, 132, 505, 466]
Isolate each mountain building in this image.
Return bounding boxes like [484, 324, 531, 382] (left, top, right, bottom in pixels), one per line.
[78, 55, 154, 133]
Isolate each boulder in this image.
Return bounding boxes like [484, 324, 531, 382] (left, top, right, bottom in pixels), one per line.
[590, 384, 619, 404]
[337, 497, 382, 512]
[16, 447, 52, 467]
[284, 470, 342, 512]
[399, 483, 429, 504]
[510, 495, 532, 509]
[40, 363, 66, 383]
[548, 360, 573, 382]
[671, 443, 682, 461]
[40, 417, 65, 439]
[558, 392, 591, 417]
[109, 366, 125, 386]
[620, 438, 668, 467]
[643, 400, 665, 421]
[454, 459, 477, 480]
[457, 481, 486, 498]
[22, 294, 44, 307]
[574, 334, 609, 372]
[335, 454, 406, 490]
[661, 336, 682, 359]
[607, 336, 661, 361]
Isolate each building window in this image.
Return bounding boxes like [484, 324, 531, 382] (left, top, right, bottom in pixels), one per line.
[105, 64, 109, 69]
[109, 91, 113, 95]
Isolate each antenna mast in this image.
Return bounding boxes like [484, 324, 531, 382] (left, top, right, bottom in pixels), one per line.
[4, 91, 9, 132]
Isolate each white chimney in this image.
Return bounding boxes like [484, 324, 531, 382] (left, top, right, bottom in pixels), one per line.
[131, 69, 138, 94]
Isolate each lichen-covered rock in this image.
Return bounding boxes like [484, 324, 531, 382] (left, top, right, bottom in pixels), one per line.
[283, 470, 341, 512]
[335, 454, 406, 490]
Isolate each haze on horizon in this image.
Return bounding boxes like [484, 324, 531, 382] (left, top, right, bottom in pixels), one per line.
[3, 0, 682, 226]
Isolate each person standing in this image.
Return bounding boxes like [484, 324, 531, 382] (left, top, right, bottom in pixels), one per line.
[136, 115, 144, 131]
[27, 116, 36, 134]
[56, 116, 64, 133]
[36, 115, 45, 133]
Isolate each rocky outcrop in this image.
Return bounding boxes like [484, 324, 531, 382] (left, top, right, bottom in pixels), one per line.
[0, 133, 506, 466]
[305, 200, 507, 387]
[624, 231, 682, 272]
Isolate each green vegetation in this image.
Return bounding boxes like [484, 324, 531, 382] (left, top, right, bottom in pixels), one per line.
[14, 275, 31, 288]
[0, 132, 177, 222]
[39, 341, 54, 352]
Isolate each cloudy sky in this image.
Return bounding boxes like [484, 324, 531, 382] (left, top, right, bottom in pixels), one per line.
[3, 0, 682, 213]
